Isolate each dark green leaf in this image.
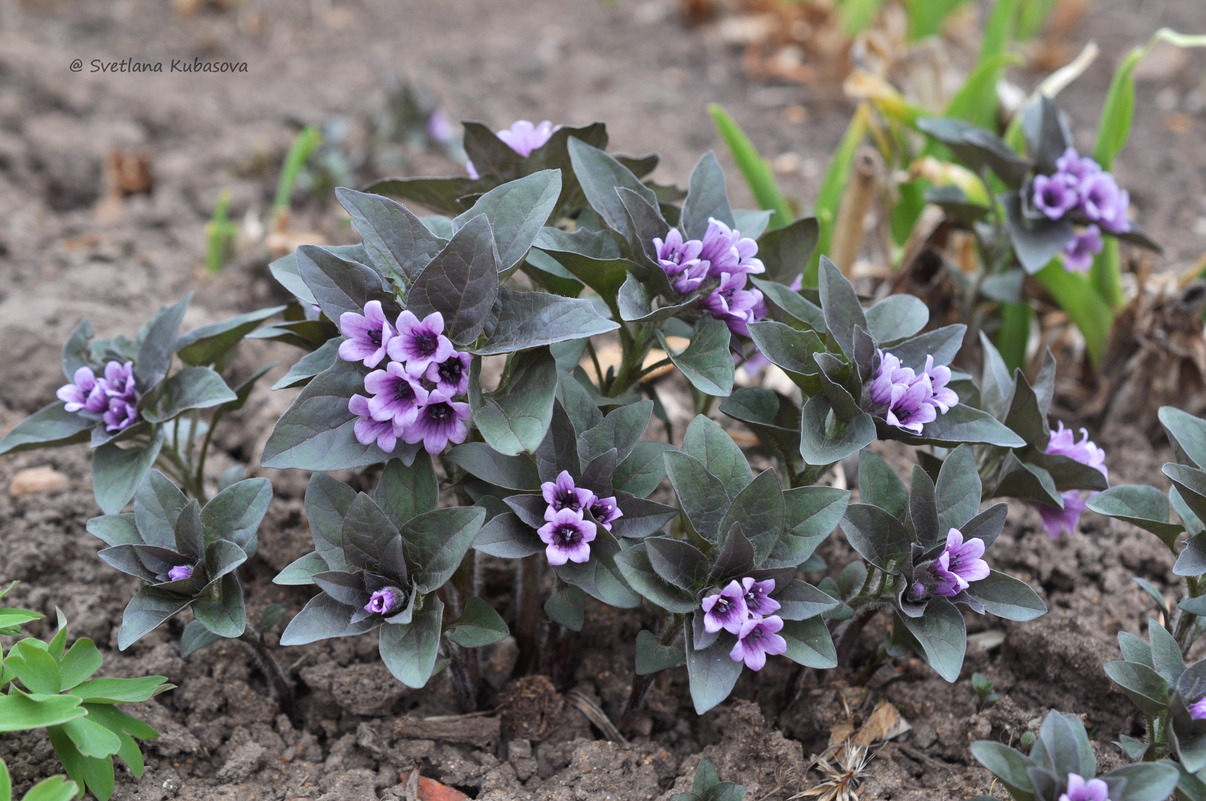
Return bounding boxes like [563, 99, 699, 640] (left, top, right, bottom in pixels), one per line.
[614, 441, 674, 498]
[681, 152, 735, 239]
[544, 583, 586, 631]
[866, 295, 928, 344]
[840, 503, 912, 572]
[262, 360, 404, 471]
[272, 340, 339, 391]
[895, 403, 1026, 448]
[62, 318, 94, 380]
[117, 587, 193, 650]
[375, 455, 439, 529]
[757, 218, 819, 286]
[608, 493, 678, 539]
[445, 596, 509, 648]
[446, 443, 540, 491]
[635, 629, 686, 675]
[302, 473, 356, 571]
[747, 321, 825, 378]
[781, 617, 837, 668]
[645, 536, 711, 591]
[665, 451, 729, 543]
[175, 306, 285, 367]
[475, 288, 618, 355]
[969, 742, 1037, 800]
[1087, 486, 1183, 547]
[1160, 406, 1206, 469]
[719, 469, 784, 562]
[1102, 763, 1178, 801]
[296, 244, 387, 321]
[336, 187, 447, 283]
[567, 138, 659, 239]
[1104, 661, 1169, 717]
[1004, 192, 1072, 275]
[799, 397, 877, 467]
[137, 296, 190, 388]
[191, 572, 246, 639]
[341, 493, 399, 575]
[279, 593, 374, 645]
[751, 277, 826, 330]
[775, 580, 841, 621]
[470, 348, 557, 455]
[201, 478, 271, 555]
[406, 214, 499, 344]
[404, 507, 485, 592]
[273, 552, 329, 586]
[657, 317, 734, 398]
[685, 627, 744, 714]
[0, 402, 94, 456]
[858, 451, 908, 521]
[92, 435, 164, 516]
[897, 600, 966, 681]
[379, 596, 444, 688]
[615, 545, 697, 613]
[817, 257, 867, 358]
[133, 470, 188, 549]
[454, 171, 562, 272]
[578, 400, 653, 467]
[935, 445, 981, 533]
[682, 414, 753, 499]
[972, 571, 1046, 621]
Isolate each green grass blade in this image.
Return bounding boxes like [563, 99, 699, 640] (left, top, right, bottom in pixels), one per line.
[707, 104, 792, 231]
[806, 103, 870, 286]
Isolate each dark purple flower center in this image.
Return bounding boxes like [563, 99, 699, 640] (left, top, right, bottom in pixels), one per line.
[1040, 185, 1063, 205]
[555, 489, 580, 511]
[368, 328, 382, 346]
[713, 596, 732, 615]
[438, 359, 464, 385]
[554, 524, 582, 546]
[745, 591, 764, 612]
[394, 381, 416, 403]
[414, 331, 438, 357]
[747, 626, 764, 641]
[427, 402, 452, 423]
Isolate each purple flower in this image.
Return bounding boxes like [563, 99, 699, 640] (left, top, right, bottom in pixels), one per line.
[386, 310, 455, 377]
[537, 508, 596, 566]
[103, 397, 140, 433]
[167, 565, 193, 582]
[698, 271, 766, 337]
[1032, 173, 1079, 220]
[871, 350, 958, 434]
[1062, 225, 1103, 273]
[1191, 697, 1206, 720]
[1039, 491, 1088, 541]
[349, 394, 400, 452]
[1078, 172, 1128, 231]
[654, 229, 708, 293]
[57, 366, 108, 414]
[1056, 148, 1102, 183]
[587, 494, 623, 531]
[364, 363, 428, 427]
[1059, 773, 1110, 801]
[542, 470, 595, 516]
[931, 527, 990, 597]
[402, 390, 470, 454]
[728, 614, 787, 671]
[885, 374, 938, 434]
[465, 119, 558, 179]
[365, 588, 401, 616]
[426, 109, 455, 144]
[741, 577, 781, 617]
[1038, 423, 1107, 539]
[497, 119, 557, 157]
[102, 361, 138, 400]
[424, 350, 472, 396]
[701, 580, 749, 634]
[698, 218, 764, 279]
[338, 300, 395, 368]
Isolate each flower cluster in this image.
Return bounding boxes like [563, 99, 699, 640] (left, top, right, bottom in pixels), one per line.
[1059, 773, 1109, 801]
[536, 471, 622, 566]
[1030, 147, 1130, 273]
[653, 219, 767, 337]
[701, 577, 786, 671]
[339, 303, 471, 455]
[466, 119, 558, 179]
[1038, 422, 1108, 539]
[909, 528, 990, 601]
[57, 360, 141, 433]
[869, 351, 958, 434]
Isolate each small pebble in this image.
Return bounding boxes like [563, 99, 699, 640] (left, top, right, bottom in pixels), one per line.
[10, 466, 70, 497]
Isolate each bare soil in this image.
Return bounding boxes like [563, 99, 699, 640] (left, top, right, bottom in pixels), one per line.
[1, 0, 1205, 799]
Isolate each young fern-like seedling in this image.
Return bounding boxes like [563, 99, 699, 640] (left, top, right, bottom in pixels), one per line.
[0, 594, 171, 801]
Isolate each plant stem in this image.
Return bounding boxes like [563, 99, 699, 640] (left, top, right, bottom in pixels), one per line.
[618, 616, 681, 733]
[606, 324, 652, 398]
[835, 605, 882, 667]
[1175, 575, 1205, 655]
[238, 625, 294, 720]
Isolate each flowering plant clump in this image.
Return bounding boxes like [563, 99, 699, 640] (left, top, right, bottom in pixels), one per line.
[969, 710, 1178, 801]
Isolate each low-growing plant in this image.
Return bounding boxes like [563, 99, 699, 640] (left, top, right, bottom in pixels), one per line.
[0, 584, 171, 801]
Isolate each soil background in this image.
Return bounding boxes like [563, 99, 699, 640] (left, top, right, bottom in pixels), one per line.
[1, 0, 1205, 799]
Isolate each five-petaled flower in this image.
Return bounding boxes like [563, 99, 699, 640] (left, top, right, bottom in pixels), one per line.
[338, 300, 395, 368]
[911, 527, 990, 600]
[701, 580, 749, 634]
[729, 615, 787, 671]
[537, 508, 597, 566]
[387, 310, 455, 378]
[542, 470, 595, 515]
